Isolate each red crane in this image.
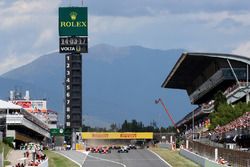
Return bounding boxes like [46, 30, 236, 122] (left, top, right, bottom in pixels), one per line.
[155, 98, 179, 133]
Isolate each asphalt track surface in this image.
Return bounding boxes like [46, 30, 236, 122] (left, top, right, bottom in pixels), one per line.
[57, 150, 87, 166]
[87, 149, 170, 167]
[58, 149, 171, 167]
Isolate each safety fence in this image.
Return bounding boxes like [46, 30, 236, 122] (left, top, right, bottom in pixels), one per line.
[189, 140, 250, 167]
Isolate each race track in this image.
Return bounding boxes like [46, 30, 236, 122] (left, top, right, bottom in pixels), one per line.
[83, 149, 171, 167]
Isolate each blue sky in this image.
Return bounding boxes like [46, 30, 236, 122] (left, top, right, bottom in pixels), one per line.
[1, 0, 250, 74]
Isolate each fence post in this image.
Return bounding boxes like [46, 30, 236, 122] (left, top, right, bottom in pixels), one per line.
[186, 140, 189, 149]
[247, 159, 250, 167]
[215, 148, 218, 162]
[1, 148, 4, 167]
[170, 136, 172, 143]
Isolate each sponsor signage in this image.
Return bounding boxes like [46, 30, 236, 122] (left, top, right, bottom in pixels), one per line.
[82, 132, 153, 139]
[50, 128, 64, 136]
[64, 128, 72, 136]
[59, 7, 88, 36]
[59, 37, 88, 53]
[11, 100, 47, 112]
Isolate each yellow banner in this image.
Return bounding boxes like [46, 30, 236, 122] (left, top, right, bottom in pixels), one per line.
[82, 132, 153, 139]
[76, 143, 84, 150]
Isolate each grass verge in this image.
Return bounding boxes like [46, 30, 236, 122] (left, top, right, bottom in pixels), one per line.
[150, 147, 200, 167]
[44, 150, 79, 167]
[4, 160, 11, 166]
[0, 142, 12, 166]
[0, 142, 12, 158]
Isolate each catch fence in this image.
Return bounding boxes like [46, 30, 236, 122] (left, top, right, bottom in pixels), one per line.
[189, 140, 250, 167]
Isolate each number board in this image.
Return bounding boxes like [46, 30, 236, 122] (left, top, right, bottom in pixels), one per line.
[65, 54, 82, 129]
[65, 54, 72, 128]
[60, 37, 88, 53]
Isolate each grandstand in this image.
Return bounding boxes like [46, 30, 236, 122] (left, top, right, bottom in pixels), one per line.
[0, 99, 50, 148]
[161, 52, 250, 145]
[9, 90, 58, 129]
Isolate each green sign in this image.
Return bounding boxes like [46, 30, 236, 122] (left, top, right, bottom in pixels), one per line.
[59, 7, 88, 36]
[64, 128, 72, 136]
[50, 128, 64, 136]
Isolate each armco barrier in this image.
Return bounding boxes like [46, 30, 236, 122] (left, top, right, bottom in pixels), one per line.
[180, 148, 223, 167]
[158, 143, 173, 150]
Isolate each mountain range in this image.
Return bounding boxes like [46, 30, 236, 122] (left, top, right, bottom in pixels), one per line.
[0, 44, 196, 127]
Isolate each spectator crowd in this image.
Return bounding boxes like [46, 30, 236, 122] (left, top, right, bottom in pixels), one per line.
[214, 112, 250, 135]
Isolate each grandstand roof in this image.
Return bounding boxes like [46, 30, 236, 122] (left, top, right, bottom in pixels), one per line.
[0, 99, 22, 109]
[162, 52, 250, 90]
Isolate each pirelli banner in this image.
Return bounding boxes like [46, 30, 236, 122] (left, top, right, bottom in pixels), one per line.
[82, 132, 153, 140]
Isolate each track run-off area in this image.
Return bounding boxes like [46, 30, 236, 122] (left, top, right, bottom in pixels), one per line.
[57, 149, 171, 167]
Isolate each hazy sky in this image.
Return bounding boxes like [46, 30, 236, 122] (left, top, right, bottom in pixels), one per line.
[1, 0, 250, 74]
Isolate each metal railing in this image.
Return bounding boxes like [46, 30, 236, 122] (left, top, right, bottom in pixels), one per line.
[190, 69, 224, 102]
[6, 115, 50, 138]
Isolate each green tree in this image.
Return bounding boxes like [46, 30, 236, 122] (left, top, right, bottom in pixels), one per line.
[131, 119, 138, 132]
[121, 120, 129, 132]
[110, 123, 118, 132]
[209, 101, 250, 130]
[214, 90, 227, 111]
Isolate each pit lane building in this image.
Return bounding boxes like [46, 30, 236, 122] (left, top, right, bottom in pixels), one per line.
[162, 52, 250, 138]
[0, 100, 50, 147]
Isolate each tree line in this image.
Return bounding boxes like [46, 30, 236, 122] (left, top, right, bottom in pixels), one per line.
[82, 119, 176, 133]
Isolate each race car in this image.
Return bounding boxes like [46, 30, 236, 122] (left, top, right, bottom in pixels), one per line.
[86, 147, 91, 151]
[117, 146, 129, 153]
[129, 144, 137, 149]
[99, 146, 111, 154]
[91, 146, 101, 153]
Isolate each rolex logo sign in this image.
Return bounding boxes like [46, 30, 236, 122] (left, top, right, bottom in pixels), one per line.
[59, 7, 88, 36]
[70, 11, 77, 21]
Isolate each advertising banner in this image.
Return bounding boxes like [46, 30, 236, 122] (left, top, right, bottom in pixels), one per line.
[82, 132, 153, 139]
[50, 128, 64, 136]
[11, 100, 47, 112]
[59, 7, 88, 36]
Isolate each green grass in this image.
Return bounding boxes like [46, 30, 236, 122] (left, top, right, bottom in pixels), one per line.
[0, 142, 12, 166]
[4, 160, 11, 166]
[0, 142, 12, 159]
[44, 150, 79, 167]
[150, 147, 200, 167]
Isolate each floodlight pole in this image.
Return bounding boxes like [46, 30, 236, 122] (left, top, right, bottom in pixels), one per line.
[192, 110, 194, 140]
[247, 64, 249, 103]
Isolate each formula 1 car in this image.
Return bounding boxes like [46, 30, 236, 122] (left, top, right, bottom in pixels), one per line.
[117, 146, 129, 153]
[99, 146, 111, 154]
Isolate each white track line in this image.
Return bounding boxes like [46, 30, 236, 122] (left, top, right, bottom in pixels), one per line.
[148, 149, 173, 167]
[87, 154, 126, 167]
[53, 151, 82, 167]
[77, 150, 89, 166]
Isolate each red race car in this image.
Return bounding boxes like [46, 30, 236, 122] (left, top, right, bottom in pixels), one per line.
[99, 146, 111, 154]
